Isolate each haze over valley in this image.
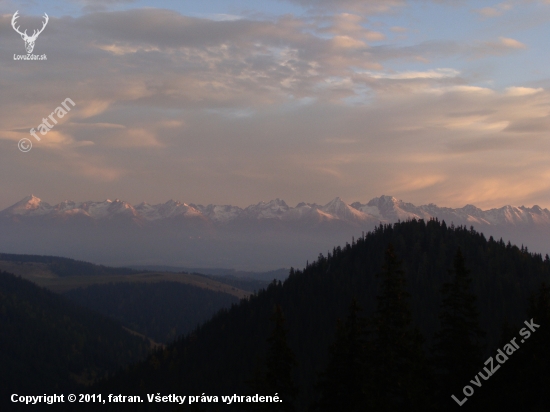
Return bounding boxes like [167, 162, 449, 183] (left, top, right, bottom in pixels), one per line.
[2, 194, 550, 270]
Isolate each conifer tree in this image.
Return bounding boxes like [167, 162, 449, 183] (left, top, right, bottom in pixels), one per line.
[366, 244, 432, 411]
[247, 305, 299, 412]
[431, 248, 485, 408]
[481, 282, 550, 412]
[312, 299, 368, 412]
[524, 282, 550, 410]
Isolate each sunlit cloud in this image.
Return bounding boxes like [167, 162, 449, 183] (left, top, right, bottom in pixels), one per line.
[505, 87, 544, 96]
[473, 2, 513, 18]
[499, 37, 526, 49]
[363, 68, 460, 80]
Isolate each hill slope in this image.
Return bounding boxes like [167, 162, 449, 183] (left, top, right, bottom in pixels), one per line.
[0, 271, 150, 403]
[64, 281, 240, 343]
[96, 219, 550, 411]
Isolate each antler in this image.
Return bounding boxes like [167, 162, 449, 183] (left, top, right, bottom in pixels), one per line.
[11, 11, 28, 38]
[12, 11, 49, 53]
[11, 11, 49, 40]
[29, 13, 49, 40]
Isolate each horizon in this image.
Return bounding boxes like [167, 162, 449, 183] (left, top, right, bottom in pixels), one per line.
[5, 193, 550, 212]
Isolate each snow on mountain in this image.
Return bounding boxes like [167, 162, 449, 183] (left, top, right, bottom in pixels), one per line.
[134, 200, 204, 220]
[320, 197, 373, 223]
[0, 195, 53, 216]
[53, 199, 138, 219]
[193, 204, 243, 222]
[2, 195, 550, 228]
[89, 200, 138, 219]
[282, 202, 334, 222]
[243, 199, 290, 220]
[352, 195, 429, 221]
[487, 205, 550, 226]
[518, 205, 550, 225]
[134, 202, 159, 220]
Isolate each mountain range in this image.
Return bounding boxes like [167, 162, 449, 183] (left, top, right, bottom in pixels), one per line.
[3, 195, 550, 227]
[1, 195, 549, 270]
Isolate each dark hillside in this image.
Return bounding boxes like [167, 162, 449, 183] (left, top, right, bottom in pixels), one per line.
[96, 219, 550, 411]
[64, 281, 240, 343]
[0, 271, 150, 405]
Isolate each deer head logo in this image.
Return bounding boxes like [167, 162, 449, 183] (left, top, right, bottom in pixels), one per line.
[11, 11, 49, 54]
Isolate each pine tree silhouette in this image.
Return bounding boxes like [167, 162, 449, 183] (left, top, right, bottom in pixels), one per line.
[312, 298, 369, 412]
[247, 305, 299, 411]
[525, 283, 550, 410]
[431, 247, 485, 409]
[366, 244, 433, 411]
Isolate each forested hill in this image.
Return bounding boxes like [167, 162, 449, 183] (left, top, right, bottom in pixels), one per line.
[0, 271, 150, 407]
[64, 281, 240, 343]
[96, 219, 550, 411]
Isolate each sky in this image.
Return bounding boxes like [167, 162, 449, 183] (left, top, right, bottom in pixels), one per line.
[1, 0, 550, 210]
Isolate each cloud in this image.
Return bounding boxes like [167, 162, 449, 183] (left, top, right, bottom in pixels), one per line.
[473, 2, 513, 18]
[1, 7, 549, 211]
[363, 68, 460, 80]
[280, 0, 405, 13]
[370, 36, 526, 63]
[69, 0, 138, 13]
[471, 36, 527, 57]
[317, 13, 385, 41]
[505, 86, 543, 96]
[504, 116, 550, 133]
[499, 37, 526, 49]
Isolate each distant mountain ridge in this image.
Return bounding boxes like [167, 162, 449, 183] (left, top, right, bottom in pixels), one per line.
[2, 194, 550, 227]
[1, 194, 549, 270]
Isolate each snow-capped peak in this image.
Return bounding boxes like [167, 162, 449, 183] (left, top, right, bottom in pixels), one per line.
[133, 200, 202, 220]
[244, 199, 290, 219]
[196, 204, 243, 222]
[320, 197, 372, 222]
[0, 195, 52, 216]
[358, 195, 425, 221]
